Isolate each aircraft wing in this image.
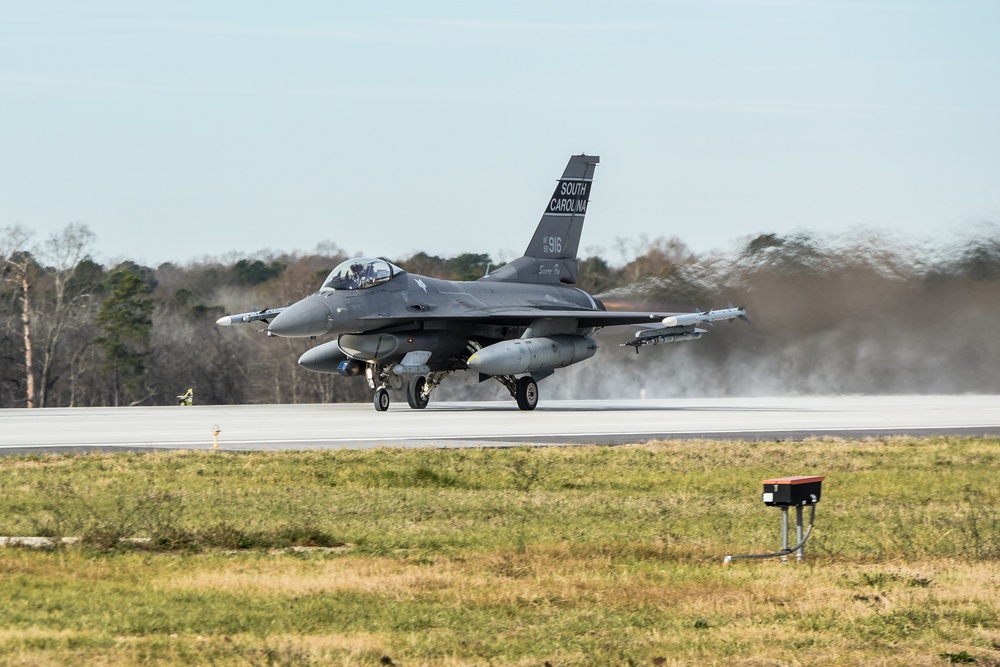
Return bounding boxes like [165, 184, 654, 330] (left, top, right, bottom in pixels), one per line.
[363, 306, 748, 333]
[483, 309, 680, 328]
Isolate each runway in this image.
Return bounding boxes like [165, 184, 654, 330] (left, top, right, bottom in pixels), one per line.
[1, 395, 998, 455]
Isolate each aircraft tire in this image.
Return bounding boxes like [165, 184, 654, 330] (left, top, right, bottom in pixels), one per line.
[515, 376, 538, 411]
[374, 387, 390, 412]
[406, 376, 429, 409]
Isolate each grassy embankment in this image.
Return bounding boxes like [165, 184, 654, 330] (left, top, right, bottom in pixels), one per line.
[0, 437, 998, 666]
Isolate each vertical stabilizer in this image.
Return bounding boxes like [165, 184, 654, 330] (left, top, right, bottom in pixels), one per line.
[484, 154, 599, 285]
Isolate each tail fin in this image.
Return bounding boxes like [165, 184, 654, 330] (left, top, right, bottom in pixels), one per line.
[483, 154, 599, 285]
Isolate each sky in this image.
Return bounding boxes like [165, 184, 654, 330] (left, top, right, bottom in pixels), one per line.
[2, 1, 999, 268]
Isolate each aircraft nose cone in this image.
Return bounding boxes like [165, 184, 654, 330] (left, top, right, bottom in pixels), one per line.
[267, 297, 334, 337]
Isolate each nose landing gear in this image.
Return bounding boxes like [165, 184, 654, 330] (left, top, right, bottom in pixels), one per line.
[367, 363, 448, 411]
[373, 386, 390, 412]
[367, 363, 398, 412]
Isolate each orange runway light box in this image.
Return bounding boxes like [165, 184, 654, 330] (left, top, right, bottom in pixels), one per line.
[761, 476, 825, 507]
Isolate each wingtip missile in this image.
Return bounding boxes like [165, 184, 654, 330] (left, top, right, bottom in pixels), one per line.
[661, 306, 747, 328]
[728, 301, 751, 324]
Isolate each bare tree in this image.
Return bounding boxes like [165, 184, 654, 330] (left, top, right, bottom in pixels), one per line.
[35, 223, 97, 407]
[0, 226, 37, 407]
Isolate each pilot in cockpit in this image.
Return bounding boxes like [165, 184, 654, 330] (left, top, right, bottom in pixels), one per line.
[348, 262, 364, 288]
[361, 262, 376, 287]
[322, 258, 398, 291]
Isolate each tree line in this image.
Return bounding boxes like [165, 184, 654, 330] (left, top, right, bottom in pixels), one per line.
[2, 223, 999, 408]
[0, 224, 691, 408]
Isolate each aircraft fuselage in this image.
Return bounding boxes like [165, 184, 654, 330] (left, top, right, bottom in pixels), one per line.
[267, 272, 602, 339]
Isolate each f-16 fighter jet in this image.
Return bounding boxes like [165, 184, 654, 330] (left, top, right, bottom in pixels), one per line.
[217, 155, 747, 411]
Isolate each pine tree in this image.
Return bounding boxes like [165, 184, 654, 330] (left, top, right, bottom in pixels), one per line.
[95, 266, 154, 406]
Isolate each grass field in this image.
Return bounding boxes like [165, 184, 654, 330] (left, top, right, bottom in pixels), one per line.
[0, 437, 997, 666]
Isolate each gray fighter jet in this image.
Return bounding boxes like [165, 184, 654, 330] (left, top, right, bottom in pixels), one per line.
[217, 155, 747, 411]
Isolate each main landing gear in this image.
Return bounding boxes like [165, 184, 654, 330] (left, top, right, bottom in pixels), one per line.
[366, 361, 540, 411]
[493, 374, 538, 411]
[515, 376, 538, 411]
[406, 375, 429, 409]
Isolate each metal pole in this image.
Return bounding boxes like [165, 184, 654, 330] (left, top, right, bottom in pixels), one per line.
[724, 504, 818, 565]
[780, 507, 789, 563]
[795, 506, 804, 562]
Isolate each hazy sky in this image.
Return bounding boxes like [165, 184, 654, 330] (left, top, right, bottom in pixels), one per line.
[3, 1, 998, 268]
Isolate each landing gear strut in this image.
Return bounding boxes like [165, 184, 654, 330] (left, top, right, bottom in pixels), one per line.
[367, 365, 453, 412]
[367, 362, 400, 412]
[492, 374, 540, 411]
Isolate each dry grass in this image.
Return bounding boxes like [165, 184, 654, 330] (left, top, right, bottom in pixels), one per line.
[0, 437, 998, 665]
[145, 550, 1000, 665]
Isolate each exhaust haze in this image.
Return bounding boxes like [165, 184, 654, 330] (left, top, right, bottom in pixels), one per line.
[441, 226, 1000, 400]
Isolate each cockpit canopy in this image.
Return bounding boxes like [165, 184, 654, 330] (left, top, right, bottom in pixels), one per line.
[321, 257, 400, 291]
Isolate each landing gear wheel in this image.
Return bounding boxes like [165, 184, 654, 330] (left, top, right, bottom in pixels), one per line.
[374, 387, 390, 412]
[515, 376, 538, 411]
[406, 376, 429, 409]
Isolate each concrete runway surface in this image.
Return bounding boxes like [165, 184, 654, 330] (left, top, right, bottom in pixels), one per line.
[1, 395, 998, 455]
